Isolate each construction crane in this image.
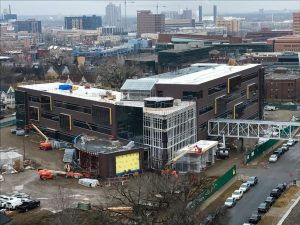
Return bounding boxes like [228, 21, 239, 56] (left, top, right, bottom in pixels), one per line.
[27, 124, 52, 150]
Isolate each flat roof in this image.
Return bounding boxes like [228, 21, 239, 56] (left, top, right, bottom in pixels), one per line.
[19, 82, 122, 104]
[141, 63, 260, 85]
[143, 100, 195, 115]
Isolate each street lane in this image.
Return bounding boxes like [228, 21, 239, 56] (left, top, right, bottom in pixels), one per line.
[228, 142, 300, 225]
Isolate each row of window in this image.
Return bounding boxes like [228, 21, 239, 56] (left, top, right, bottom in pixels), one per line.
[39, 109, 112, 134]
[54, 100, 92, 114]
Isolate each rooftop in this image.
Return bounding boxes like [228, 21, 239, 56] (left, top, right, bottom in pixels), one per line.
[74, 135, 143, 155]
[19, 83, 122, 104]
[143, 100, 195, 115]
[140, 63, 259, 85]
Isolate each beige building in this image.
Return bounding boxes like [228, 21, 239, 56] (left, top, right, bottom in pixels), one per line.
[267, 35, 300, 52]
[137, 10, 165, 36]
[216, 17, 240, 33]
[293, 12, 300, 35]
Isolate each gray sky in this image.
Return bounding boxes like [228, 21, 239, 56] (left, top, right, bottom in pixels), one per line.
[1, 1, 300, 16]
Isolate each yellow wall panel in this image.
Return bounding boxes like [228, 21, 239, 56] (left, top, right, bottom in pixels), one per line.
[116, 153, 140, 174]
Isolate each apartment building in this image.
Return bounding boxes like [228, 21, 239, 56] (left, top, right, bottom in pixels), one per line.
[293, 12, 300, 35]
[216, 17, 240, 33]
[137, 10, 165, 36]
[64, 15, 102, 30]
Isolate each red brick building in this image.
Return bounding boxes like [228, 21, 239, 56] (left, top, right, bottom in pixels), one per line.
[265, 68, 300, 103]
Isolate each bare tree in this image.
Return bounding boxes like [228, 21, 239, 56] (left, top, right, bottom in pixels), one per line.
[52, 186, 78, 225]
[100, 172, 212, 225]
[94, 58, 143, 90]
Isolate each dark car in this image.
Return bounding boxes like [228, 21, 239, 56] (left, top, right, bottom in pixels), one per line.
[258, 202, 271, 213]
[270, 188, 282, 198]
[265, 196, 275, 206]
[277, 183, 287, 192]
[273, 149, 284, 157]
[247, 176, 258, 186]
[16, 200, 40, 212]
[248, 212, 261, 224]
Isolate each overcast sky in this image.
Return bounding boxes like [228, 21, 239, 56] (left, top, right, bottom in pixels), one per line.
[1, 1, 300, 16]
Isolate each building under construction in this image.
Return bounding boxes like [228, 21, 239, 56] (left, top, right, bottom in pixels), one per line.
[74, 135, 148, 178]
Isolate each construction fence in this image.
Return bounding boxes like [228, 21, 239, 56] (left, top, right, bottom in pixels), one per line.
[245, 122, 299, 164]
[244, 139, 278, 164]
[0, 119, 16, 128]
[189, 165, 237, 209]
[266, 103, 300, 111]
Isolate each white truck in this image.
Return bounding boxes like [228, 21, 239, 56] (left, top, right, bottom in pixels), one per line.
[264, 105, 278, 111]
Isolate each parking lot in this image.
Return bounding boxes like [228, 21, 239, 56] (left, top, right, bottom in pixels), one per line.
[228, 141, 300, 225]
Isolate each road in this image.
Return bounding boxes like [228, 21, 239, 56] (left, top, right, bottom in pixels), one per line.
[228, 141, 300, 225]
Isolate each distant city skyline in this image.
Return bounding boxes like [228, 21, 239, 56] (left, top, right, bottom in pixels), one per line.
[1, 1, 299, 16]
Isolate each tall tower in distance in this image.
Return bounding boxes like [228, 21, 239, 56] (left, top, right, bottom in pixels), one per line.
[213, 5, 217, 25]
[198, 5, 202, 22]
[105, 2, 122, 27]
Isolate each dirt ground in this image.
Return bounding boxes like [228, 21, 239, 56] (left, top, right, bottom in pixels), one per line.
[0, 126, 111, 224]
[258, 185, 300, 225]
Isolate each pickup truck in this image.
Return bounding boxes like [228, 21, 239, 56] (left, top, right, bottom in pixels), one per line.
[16, 200, 40, 212]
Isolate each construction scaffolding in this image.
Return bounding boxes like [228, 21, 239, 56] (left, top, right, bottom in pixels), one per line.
[175, 140, 218, 173]
[143, 100, 197, 169]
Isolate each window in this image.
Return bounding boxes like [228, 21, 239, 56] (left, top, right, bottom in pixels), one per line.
[208, 83, 226, 95]
[199, 105, 213, 115]
[41, 95, 52, 111]
[54, 100, 91, 114]
[241, 72, 257, 83]
[182, 91, 203, 100]
[41, 112, 59, 121]
[28, 95, 40, 102]
[73, 120, 112, 135]
[59, 113, 71, 131]
[29, 106, 39, 121]
[92, 105, 111, 126]
[215, 95, 227, 114]
[228, 75, 241, 94]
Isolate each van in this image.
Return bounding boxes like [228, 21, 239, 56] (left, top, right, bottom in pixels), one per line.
[6, 198, 24, 210]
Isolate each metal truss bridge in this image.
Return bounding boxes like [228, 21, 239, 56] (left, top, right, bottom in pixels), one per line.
[208, 119, 300, 141]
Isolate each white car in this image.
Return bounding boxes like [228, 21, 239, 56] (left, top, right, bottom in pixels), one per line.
[239, 182, 251, 192]
[12, 193, 30, 199]
[232, 189, 243, 200]
[6, 198, 24, 210]
[224, 197, 236, 208]
[287, 139, 295, 146]
[0, 195, 17, 208]
[269, 154, 278, 163]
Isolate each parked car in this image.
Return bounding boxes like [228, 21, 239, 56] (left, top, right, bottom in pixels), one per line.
[232, 190, 243, 200]
[258, 202, 271, 213]
[270, 188, 282, 198]
[264, 105, 277, 111]
[281, 144, 289, 152]
[6, 198, 24, 210]
[239, 182, 251, 192]
[247, 176, 258, 186]
[248, 212, 261, 224]
[0, 196, 16, 208]
[265, 196, 275, 206]
[276, 183, 287, 192]
[287, 139, 295, 146]
[12, 193, 30, 199]
[224, 197, 236, 208]
[273, 149, 284, 157]
[269, 154, 278, 163]
[16, 199, 40, 212]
